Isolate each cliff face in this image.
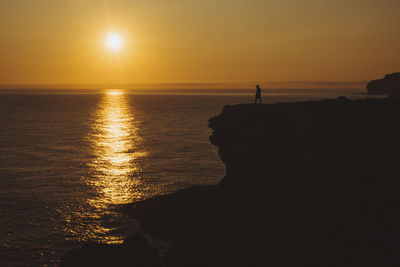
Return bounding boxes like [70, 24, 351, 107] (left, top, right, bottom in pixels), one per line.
[367, 73, 400, 97]
[203, 98, 400, 266]
[128, 98, 400, 267]
[210, 99, 400, 191]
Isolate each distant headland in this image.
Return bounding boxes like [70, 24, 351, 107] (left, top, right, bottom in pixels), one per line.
[367, 72, 400, 98]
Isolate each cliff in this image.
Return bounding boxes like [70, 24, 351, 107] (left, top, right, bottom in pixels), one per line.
[367, 73, 400, 97]
[62, 97, 400, 266]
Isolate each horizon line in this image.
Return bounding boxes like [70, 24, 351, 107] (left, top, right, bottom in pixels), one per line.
[0, 80, 367, 90]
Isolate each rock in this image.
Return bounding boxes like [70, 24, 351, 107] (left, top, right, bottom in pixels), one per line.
[366, 73, 400, 98]
[123, 185, 218, 242]
[128, 99, 400, 267]
[60, 234, 161, 267]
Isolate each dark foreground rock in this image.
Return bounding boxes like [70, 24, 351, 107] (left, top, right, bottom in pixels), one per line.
[367, 72, 400, 97]
[60, 234, 161, 267]
[122, 185, 218, 243]
[126, 98, 400, 267]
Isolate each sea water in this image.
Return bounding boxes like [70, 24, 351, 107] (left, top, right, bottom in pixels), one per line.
[0, 89, 365, 266]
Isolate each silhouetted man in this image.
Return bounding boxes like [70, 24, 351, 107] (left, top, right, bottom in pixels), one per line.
[255, 85, 262, 104]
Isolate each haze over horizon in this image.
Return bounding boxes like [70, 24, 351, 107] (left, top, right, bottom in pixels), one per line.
[0, 81, 369, 90]
[1, 0, 399, 89]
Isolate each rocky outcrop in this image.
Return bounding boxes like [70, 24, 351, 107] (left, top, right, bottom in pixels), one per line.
[367, 73, 400, 97]
[122, 185, 218, 243]
[60, 234, 161, 267]
[126, 98, 400, 267]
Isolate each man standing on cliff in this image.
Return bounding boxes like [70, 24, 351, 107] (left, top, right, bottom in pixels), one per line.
[255, 85, 262, 104]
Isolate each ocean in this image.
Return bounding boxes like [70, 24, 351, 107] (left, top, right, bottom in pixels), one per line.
[0, 89, 365, 266]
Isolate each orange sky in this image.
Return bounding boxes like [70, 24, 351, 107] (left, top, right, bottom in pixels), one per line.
[0, 0, 399, 89]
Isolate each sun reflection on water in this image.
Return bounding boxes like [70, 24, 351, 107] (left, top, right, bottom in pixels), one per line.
[88, 91, 146, 206]
[69, 91, 148, 244]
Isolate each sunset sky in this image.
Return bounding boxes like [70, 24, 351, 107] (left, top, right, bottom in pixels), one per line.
[1, 0, 399, 89]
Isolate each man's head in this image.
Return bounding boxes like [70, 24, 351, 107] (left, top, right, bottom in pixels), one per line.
[256, 85, 260, 89]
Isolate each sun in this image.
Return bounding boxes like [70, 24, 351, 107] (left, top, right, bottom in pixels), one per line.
[106, 33, 123, 51]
